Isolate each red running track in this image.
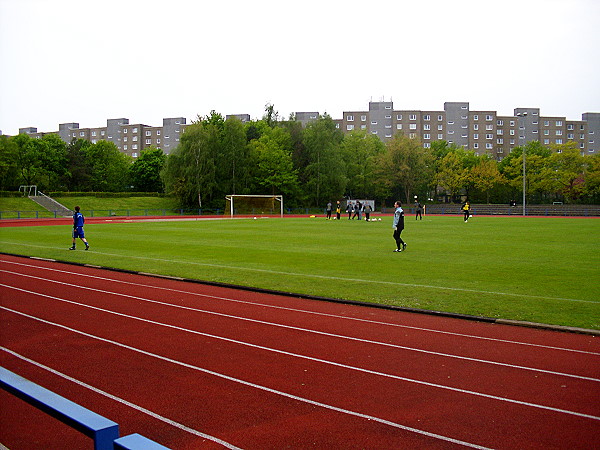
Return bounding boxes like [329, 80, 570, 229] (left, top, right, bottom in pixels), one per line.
[1, 254, 599, 449]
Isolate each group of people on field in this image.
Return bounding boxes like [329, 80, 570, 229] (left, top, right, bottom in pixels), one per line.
[325, 200, 373, 221]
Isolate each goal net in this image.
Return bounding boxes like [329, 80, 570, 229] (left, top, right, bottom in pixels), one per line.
[225, 195, 283, 217]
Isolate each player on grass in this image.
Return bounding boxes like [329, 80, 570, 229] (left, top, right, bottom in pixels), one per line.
[69, 206, 90, 251]
[392, 201, 406, 252]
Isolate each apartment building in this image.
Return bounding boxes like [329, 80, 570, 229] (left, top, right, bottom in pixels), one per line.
[14, 101, 599, 160]
[335, 101, 599, 160]
[18, 117, 186, 157]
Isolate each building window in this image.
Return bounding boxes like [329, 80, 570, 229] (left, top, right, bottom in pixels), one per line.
[156, 139, 161, 144]
[146, 131, 151, 136]
[132, 152, 138, 158]
[146, 139, 151, 145]
[123, 128, 128, 133]
[556, 120, 563, 126]
[409, 124, 417, 130]
[438, 134, 443, 140]
[544, 121, 550, 126]
[424, 124, 430, 130]
[473, 134, 479, 140]
[347, 125, 354, 131]
[486, 134, 493, 139]
[385, 115, 391, 119]
[132, 136, 138, 141]
[437, 115, 443, 121]
[486, 115, 493, 121]
[424, 134, 430, 140]
[397, 114, 402, 120]
[409, 114, 417, 121]
[361, 115, 367, 121]
[396, 124, 403, 130]
[157, 130, 161, 135]
[91, 131, 97, 137]
[556, 130, 562, 136]
[133, 127, 138, 133]
[347, 115, 354, 121]
[497, 120, 503, 126]
[424, 115, 430, 121]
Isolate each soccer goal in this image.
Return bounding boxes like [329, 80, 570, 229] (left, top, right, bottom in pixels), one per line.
[225, 195, 284, 217]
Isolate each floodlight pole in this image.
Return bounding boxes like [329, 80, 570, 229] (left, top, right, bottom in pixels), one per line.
[516, 112, 528, 216]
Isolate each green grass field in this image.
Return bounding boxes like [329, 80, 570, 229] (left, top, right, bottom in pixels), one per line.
[1, 215, 599, 330]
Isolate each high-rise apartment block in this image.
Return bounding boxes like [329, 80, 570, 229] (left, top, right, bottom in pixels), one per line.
[19, 117, 186, 157]
[336, 101, 598, 159]
[13, 100, 599, 160]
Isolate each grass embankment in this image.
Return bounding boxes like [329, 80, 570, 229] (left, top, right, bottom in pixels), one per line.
[0, 196, 179, 218]
[1, 214, 598, 330]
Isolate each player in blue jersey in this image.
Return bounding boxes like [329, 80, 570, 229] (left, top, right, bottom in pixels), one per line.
[69, 206, 90, 250]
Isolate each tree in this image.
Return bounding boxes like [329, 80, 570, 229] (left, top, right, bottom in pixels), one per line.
[469, 156, 504, 203]
[342, 131, 384, 200]
[65, 139, 93, 191]
[301, 115, 345, 205]
[161, 121, 220, 208]
[250, 126, 299, 196]
[375, 133, 433, 204]
[0, 135, 20, 190]
[84, 140, 131, 192]
[540, 143, 587, 202]
[222, 116, 252, 195]
[129, 147, 167, 192]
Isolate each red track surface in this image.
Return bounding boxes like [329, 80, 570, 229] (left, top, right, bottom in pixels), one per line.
[1, 253, 599, 449]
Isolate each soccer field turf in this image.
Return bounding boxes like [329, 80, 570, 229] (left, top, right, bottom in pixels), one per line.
[1, 215, 599, 330]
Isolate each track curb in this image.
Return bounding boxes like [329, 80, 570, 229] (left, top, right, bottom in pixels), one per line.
[3, 251, 599, 336]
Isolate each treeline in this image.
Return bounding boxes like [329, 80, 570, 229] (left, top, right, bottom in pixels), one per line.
[2, 107, 599, 208]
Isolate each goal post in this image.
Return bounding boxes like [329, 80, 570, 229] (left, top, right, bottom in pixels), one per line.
[225, 195, 284, 217]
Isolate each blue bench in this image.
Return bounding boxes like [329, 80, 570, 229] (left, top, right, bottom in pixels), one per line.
[0, 366, 169, 449]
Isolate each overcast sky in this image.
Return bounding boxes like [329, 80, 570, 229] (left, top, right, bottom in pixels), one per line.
[1, 0, 599, 136]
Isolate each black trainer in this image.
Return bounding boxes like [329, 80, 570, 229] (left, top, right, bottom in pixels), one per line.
[402, 243, 407, 251]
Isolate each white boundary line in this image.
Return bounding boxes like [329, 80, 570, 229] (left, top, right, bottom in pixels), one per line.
[2, 258, 599, 357]
[0, 309, 492, 449]
[0, 243, 596, 304]
[2, 287, 599, 421]
[1, 273, 598, 382]
[0, 347, 241, 449]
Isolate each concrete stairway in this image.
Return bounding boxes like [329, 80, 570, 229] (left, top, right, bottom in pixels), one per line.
[30, 192, 73, 217]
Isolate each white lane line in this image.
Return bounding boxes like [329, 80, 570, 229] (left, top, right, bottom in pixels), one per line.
[2, 260, 598, 357]
[0, 308, 492, 449]
[0, 347, 242, 449]
[1, 274, 598, 383]
[2, 291, 600, 421]
[0, 246, 595, 304]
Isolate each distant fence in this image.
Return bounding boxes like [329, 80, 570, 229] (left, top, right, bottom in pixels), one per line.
[0, 207, 330, 220]
[381, 204, 600, 217]
[0, 366, 169, 449]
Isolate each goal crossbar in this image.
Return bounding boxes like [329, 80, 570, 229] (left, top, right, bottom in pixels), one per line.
[225, 195, 283, 217]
